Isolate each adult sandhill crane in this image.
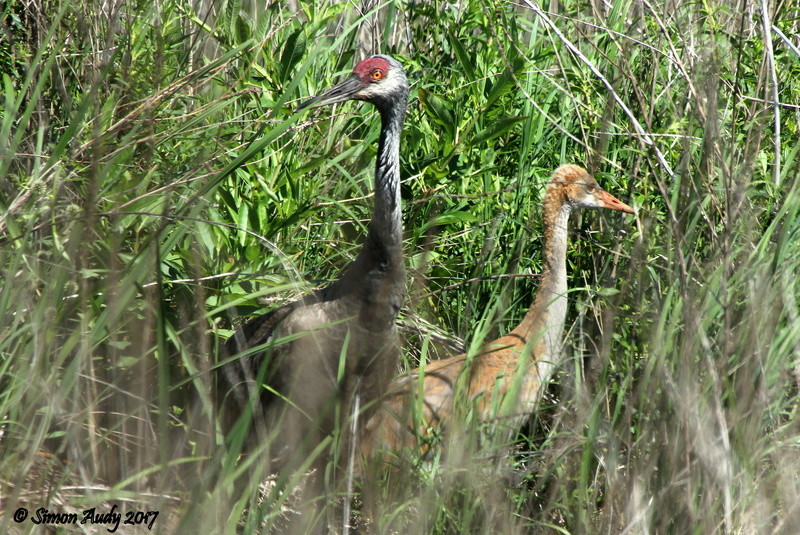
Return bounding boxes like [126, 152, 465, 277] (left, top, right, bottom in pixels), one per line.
[360, 164, 634, 463]
[218, 55, 409, 478]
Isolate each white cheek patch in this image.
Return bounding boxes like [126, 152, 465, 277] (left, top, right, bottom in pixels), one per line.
[357, 70, 404, 99]
[357, 84, 381, 99]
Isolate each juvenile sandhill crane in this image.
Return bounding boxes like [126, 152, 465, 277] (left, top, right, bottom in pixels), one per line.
[218, 55, 409, 480]
[360, 164, 634, 462]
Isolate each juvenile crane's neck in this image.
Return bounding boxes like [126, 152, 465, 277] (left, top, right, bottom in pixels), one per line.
[368, 103, 406, 251]
[513, 191, 573, 366]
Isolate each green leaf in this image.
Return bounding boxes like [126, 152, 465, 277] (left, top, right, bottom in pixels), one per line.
[421, 210, 477, 231]
[419, 88, 455, 141]
[597, 287, 621, 297]
[115, 356, 140, 368]
[279, 29, 306, 83]
[237, 202, 249, 246]
[484, 57, 524, 110]
[448, 30, 476, 82]
[470, 116, 527, 146]
[245, 243, 261, 262]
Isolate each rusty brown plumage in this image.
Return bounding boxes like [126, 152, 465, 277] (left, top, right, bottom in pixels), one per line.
[360, 164, 635, 463]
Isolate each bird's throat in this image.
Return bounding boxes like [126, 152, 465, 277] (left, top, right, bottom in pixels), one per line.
[370, 103, 405, 249]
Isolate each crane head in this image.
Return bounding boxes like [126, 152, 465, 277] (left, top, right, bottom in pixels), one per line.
[295, 55, 408, 112]
[551, 164, 635, 214]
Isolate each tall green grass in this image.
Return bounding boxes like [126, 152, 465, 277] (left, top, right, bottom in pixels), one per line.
[1, 0, 798, 533]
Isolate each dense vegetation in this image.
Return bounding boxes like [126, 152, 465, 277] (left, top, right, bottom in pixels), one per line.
[1, 0, 798, 533]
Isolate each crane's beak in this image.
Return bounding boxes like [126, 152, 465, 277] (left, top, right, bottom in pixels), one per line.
[294, 75, 364, 113]
[597, 190, 635, 214]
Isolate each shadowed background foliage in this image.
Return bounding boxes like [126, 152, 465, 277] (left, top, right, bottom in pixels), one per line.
[1, 0, 798, 533]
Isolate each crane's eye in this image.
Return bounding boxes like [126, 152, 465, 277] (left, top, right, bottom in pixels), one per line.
[371, 69, 384, 81]
[585, 184, 598, 194]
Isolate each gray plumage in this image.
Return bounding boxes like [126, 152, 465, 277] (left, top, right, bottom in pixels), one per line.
[218, 56, 409, 476]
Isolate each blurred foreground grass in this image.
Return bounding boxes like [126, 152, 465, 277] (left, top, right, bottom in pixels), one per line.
[1, 0, 799, 533]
